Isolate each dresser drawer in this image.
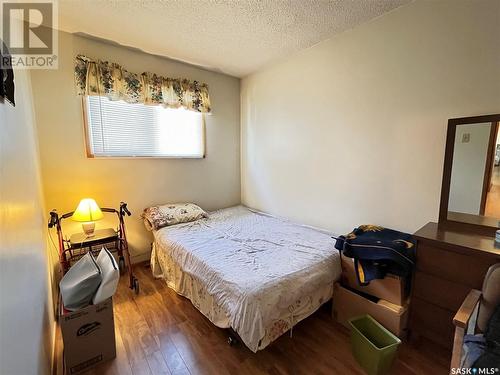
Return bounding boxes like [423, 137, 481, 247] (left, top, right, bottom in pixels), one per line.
[409, 297, 455, 349]
[416, 243, 492, 288]
[413, 271, 471, 312]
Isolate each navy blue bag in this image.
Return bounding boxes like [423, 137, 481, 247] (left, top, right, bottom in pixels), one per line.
[334, 225, 416, 288]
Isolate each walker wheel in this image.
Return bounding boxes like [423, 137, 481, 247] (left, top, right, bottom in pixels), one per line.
[118, 257, 125, 275]
[133, 278, 139, 294]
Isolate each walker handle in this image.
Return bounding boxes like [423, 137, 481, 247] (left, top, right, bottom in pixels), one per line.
[48, 210, 59, 228]
[120, 202, 131, 216]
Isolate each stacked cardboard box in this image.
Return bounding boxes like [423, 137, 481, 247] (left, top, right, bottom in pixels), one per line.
[332, 257, 410, 337]
[60, 298, 116, 374]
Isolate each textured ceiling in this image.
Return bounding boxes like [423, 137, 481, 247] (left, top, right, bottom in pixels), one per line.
[58, 0, 411, 77]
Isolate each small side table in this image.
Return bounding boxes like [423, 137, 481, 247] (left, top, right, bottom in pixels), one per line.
[69, 228, 118, 251]
[68, 227, 128, 272]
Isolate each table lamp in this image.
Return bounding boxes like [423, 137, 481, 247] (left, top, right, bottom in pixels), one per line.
[72, 198, 104, 237]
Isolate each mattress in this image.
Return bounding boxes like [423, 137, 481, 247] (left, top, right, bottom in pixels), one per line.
[151, 205, 341, 352]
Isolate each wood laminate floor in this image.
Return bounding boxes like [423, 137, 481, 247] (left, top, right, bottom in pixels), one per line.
[55, 265, 450, 375]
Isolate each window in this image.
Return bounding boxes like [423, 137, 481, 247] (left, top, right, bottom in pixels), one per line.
[84, 96, 204, 158]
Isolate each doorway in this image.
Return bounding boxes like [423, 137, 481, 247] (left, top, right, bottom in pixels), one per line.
[484, 122, 500, 217]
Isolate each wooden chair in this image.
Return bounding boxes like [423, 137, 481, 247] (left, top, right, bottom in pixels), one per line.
[451, 263, 500, 372]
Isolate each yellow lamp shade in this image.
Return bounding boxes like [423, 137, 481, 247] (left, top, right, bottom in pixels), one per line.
[72, 198, 104, 222]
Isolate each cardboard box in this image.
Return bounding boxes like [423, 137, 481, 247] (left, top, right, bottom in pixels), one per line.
[332, 283, 408, 338]
[340, 256, 406, 306]
[60, 298, 116, 374]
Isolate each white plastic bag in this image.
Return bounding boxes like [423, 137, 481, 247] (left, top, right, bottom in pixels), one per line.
[92, 247, 120, 304]
[60, 252, 102, 311]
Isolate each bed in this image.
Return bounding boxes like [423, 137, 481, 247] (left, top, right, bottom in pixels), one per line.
[150, 205, 341, 352]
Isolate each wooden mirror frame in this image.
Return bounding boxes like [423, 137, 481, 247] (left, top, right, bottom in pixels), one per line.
[439, 114, 500, 236]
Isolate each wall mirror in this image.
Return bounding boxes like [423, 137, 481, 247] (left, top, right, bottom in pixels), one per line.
[439, 114, 500, 235]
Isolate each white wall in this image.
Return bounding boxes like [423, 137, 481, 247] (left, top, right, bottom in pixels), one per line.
[31, 31, 241, 262]
[448, 123, 491, 215]
[241, 0, 500, 234]
[0, 71, 54, 375]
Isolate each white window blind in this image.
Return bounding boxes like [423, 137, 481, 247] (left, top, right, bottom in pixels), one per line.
[84, 96, 204, 158]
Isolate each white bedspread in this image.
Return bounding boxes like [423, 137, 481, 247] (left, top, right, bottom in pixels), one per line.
[151, 206, 341, 352]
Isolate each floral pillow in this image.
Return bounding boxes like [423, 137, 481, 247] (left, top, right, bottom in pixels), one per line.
[142, 203, 208, 231]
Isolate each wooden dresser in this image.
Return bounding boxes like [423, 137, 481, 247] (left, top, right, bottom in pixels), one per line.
[409, 222, 500, 349]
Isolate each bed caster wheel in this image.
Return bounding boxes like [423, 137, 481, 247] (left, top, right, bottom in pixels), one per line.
[133, 278, 139, 294]
[118, 257, 125, 275]
[227, 336, 236, 346]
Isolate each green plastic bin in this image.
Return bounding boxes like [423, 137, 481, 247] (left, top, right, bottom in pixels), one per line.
[348, 315, 401, 375]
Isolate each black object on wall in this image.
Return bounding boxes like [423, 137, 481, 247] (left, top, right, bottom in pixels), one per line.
[1, 39, 15, 106]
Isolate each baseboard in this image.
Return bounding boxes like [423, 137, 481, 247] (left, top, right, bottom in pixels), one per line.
[131, 251, 151, 264]
[51, 322, 59, 375]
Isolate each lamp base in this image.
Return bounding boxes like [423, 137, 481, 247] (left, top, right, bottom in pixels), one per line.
[82, 222, 96, 237]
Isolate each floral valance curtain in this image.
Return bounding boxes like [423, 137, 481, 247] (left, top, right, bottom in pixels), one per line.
[74, 55, 211, 113]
